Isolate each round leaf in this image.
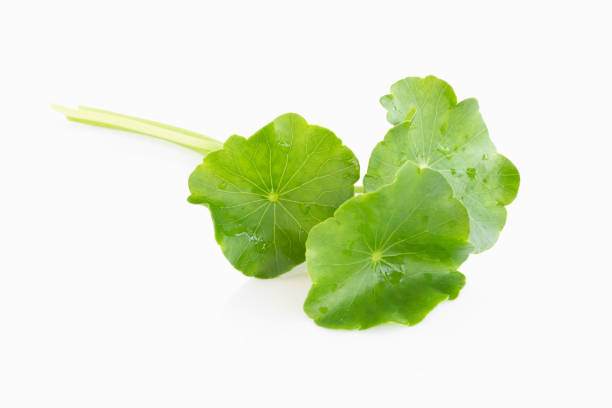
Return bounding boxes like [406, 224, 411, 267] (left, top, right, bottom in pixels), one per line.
[366, 76, 520, 252]
[304, 163, 472, 329]
[188, 113, 360, 278]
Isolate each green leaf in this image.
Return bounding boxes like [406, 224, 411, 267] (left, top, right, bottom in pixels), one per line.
[304, 162, 472, 329]
[366, 76, 520, 252]
[189, 113, 360, 278]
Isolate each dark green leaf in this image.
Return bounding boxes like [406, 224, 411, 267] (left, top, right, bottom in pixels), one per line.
[304, 163, 472, 329]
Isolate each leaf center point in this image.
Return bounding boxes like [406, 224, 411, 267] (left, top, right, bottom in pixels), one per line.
[371, 251, 384, 263]
[267, 191, 279, 203]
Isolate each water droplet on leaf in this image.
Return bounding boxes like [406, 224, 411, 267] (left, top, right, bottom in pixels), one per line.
[436, 143, 450, 155]
[299, 204, 311, 215]
[389, 271, 402, 285]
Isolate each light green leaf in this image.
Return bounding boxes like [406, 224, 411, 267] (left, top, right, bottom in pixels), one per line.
[304, 162, 472, 329]
[189, 113, 360, 278]
[366, 76, 520, 252]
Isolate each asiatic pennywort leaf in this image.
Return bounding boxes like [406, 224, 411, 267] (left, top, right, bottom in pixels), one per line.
[365, 76, 520, 252]
[304, 162, 472, 329]
[189, 113, 360, 278]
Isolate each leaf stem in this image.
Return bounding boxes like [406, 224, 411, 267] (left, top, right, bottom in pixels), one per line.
[52, 105, 224, 155]
[354, 185, 364, 194]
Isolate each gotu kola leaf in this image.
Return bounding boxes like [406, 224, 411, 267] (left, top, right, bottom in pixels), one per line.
[188, 113, 360, 278]
[52, 106, 359, 279]
[304, 162, 472, 329]
[365, 76, 519, 252]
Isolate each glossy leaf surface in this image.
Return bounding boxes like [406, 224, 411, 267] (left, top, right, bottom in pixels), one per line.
[365, 76, 520, 252]
[189, 113, 360, 278]
[304, 163, 472, 329]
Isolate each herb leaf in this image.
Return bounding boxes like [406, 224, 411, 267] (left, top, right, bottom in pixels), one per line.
[365, 76, 520, 252]
[53, 106, 359, 278]
[304, 163, 472, 329]
[188, 113, 360, 278]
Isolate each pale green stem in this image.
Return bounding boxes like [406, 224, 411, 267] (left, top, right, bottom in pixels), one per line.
[52, 105, 224, 155]
[354, 185, 364, 194]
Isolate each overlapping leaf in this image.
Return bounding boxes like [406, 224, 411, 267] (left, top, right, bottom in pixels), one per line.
[188, 113, 360, 278]
[304, 163, 472, 329]
[365, 76, 520, 252]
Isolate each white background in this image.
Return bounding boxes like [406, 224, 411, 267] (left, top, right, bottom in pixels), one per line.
[1, 1, 611, 407]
